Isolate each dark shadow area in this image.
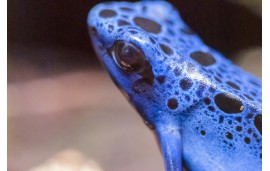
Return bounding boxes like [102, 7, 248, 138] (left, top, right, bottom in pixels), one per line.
[8, 0, 261, 82]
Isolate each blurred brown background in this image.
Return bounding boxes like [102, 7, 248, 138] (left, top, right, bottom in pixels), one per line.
[8, 0, 261, 171]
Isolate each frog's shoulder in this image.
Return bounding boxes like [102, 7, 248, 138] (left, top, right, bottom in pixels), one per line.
[176, 50, 262, 137]
[167, 45, 262, 114]
[193, 48, 262, 105]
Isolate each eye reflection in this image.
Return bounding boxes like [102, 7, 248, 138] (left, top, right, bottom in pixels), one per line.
[112, 41, 146, 73]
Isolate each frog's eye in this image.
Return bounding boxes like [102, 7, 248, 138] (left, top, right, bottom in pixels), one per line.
[112, 41, 146, 73]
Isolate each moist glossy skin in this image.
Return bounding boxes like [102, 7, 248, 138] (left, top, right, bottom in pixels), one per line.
[87, 1, 262, 171]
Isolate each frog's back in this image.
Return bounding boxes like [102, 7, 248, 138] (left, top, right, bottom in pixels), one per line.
[176, 59, 262, 170]
[88, 1, 261, 170]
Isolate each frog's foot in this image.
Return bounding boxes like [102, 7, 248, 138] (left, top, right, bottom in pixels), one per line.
[156, 125, 182, 171]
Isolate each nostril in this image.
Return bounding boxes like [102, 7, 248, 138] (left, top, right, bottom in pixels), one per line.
[88, 26, 97, 35]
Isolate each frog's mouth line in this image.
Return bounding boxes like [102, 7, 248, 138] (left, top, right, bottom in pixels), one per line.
[88, 27, 124, 92]
[88, 26, 107, 54]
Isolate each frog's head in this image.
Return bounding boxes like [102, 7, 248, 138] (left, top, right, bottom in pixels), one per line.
[88, 1, 199, 126]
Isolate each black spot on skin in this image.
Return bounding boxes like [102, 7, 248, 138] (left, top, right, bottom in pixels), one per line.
[174, 67, 182, 76]
[249, 80, 261, 88]
[163, 38, 171, 43]
[108, 25, 114, 33]
[180, 27, 195, 35]
[160, 44, 173, 55]
[244, 137, 251, 144]
[207, 69, 214, 74]
[165, 19, 174, 25]
[254, 114, 262, 135]
[149, 37, 156, 44]
[185, 95, 190, 102]
[122, 15, 128, 19]
[253, 133, 258, 138]
[204, 98, 211, 105]
[117, 28, 123, 33]
[236, 126, 242, 132]
[156, 76, 165, 84]
[118, 20, 130, 26]
[209, 87, 215, 93]
[167, 98, 178, 110]
[196, 83, 206, 98]
[166, 65, 172, 71]
[142, 6, 147, 12]
[193, 99, 198, 103]
[190, 51, 216, 66]
[234, 80, 242, 86]
[167, 28, 175, 36]
[180, 78, 193, 91]
[178, 38, 186, 43]
[246, 113, 253, 119]
[167, 84, 173, 90]
[214, 77, 222, 83]
[200, 130, 206, 136]
[247, 128, 252, 134]
[208, 106, 215, 112]
[239, 95, 245, 100]
[250, 91, 257, 97]
[226, 132, 233, 140]
[132, 79, 148, 94]
[244, 94, 254, 101]
[218, 67, 226, 73]
[216, 73, 223, 78]
[260, 153, 262, 159]
[120, 7, 134, 11]
[214, 93, 243, 114]
[99, 9, 117, 18]
[226, 81, 240, 90]
[219, 115, 224, 123]
[235, 116, 242, 123]
[97, 22, 103, 27]
[202, 68, 209, 73]
[134, 17, 161, 34]
[129, 30, 138, 34]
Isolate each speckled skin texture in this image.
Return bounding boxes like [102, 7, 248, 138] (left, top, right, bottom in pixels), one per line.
[87, 1, 262, 171]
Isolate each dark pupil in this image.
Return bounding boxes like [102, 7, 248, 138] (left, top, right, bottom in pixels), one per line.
[114, 41, 145, 72]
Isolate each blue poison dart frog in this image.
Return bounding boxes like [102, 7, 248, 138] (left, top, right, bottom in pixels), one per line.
[87, 1, 262, 171]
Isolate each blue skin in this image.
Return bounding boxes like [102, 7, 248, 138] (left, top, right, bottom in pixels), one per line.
[87, 1, 262, 171]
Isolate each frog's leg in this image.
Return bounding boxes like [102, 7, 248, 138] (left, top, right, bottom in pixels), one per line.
[156, 125, 182, 171]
